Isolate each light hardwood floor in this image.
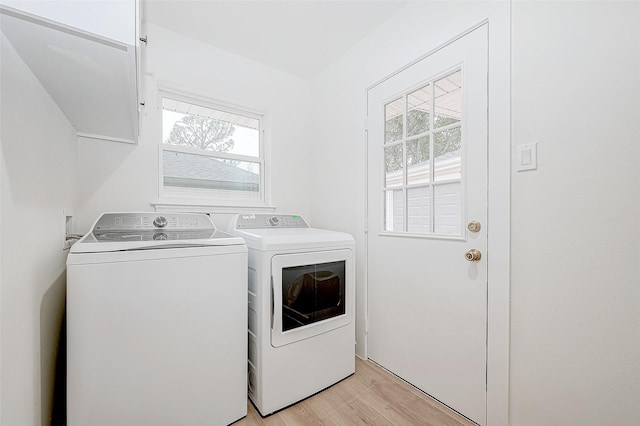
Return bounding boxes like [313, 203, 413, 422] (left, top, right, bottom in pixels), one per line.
[233, 357, 475, 425]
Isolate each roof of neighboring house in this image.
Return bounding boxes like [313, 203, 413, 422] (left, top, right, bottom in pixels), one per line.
[163, 151, 259, 184]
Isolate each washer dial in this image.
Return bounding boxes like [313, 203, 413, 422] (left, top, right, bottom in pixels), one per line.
[153, 216, 168, 228]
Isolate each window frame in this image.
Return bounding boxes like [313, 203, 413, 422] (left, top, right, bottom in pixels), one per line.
[157, 89, 269, 208]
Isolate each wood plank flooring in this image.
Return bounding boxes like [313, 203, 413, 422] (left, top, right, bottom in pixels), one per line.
[233, 357, 475, 426]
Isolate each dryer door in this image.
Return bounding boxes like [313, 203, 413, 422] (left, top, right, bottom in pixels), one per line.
[271, 249, 353, 347]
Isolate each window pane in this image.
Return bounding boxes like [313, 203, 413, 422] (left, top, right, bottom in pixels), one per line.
[282, 261, 345, 332]
[384, 144, 403, 188]
[163, 150, 260, 192]
[407, 186, 430, 234]
[434, 70, 462, 129]
[162, 98, 260, 157]
[434, 127, 461, 181]
[384, 98, 403, 144]
[384, 189, 404, 232]
[407, 135, 430, 185]
[407, 85, 430, 137]
[434, 182, 461, 235]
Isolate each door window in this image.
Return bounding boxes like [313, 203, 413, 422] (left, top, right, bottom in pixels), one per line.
[382, 69, 463, 236]
[271, 249, 353, 348]
[281, 261, 345, 332]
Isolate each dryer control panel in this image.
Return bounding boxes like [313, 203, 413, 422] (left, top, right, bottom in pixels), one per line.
[235, 214, 309, 229]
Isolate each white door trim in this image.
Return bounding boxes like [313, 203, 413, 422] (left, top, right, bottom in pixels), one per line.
[363, 19, 510, 426]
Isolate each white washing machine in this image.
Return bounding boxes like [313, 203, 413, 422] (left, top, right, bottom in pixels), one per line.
[66, 212, 248, 426]
[228, 214, 355, 415]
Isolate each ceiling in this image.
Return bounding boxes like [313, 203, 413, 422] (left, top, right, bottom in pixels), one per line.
[142, 0, 407, 80]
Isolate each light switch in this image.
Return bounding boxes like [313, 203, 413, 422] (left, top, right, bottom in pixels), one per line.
[517, 142, 537, 172]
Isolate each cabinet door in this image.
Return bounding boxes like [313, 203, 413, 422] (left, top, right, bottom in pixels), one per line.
[0, 1, 141, 143]
[1, 0, 137, 45]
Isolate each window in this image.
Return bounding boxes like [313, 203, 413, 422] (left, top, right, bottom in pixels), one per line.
[160, 92, 265, 204]
[382, 69, 463, 236]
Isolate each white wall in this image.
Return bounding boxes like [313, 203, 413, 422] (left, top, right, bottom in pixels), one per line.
[510, 2, 640, 425]
[76, 23, 314, 233]
[309, 2, 511, 423]
[1, 33, 78, 425]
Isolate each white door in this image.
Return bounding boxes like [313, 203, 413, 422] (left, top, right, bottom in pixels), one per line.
[366, 25, 488, 424]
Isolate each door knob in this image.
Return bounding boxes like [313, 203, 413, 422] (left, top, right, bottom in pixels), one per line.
[465, 249, 481, 262]
[467, 221, 481, 233]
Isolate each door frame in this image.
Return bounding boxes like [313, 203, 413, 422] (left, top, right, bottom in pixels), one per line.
[363, 20, 510, 426]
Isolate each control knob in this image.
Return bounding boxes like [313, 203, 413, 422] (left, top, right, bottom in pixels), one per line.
[153, 216, 167, 228]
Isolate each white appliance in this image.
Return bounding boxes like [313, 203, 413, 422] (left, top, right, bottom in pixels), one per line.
[66, 212, 248, 426]
[228, 214, 355, 415]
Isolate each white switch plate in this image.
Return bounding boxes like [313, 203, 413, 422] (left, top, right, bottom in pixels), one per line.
[517, 142, 537, 172]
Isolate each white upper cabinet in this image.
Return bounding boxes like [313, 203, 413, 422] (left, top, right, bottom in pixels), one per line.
[1, 0, 137, 46]
[0, 0, 141, 143]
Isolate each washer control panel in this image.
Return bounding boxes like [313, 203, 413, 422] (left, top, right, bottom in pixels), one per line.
[93, 212, 214, 231]
[235, 214, 308, 229]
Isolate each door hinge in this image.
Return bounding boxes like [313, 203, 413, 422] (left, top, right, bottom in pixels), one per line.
[365, 317, 369, 334]
[364, 116, 368, 131]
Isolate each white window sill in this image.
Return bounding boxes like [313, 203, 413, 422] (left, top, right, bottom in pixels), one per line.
[152, 199, 276, 214]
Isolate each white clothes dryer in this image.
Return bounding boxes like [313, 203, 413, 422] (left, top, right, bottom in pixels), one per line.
[66, 212, 248, 426]
[228, 214, 355, 415]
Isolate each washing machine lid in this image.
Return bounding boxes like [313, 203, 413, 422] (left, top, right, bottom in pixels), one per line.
[70, 212, 245, 253]
[228, 214, 354, 251]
